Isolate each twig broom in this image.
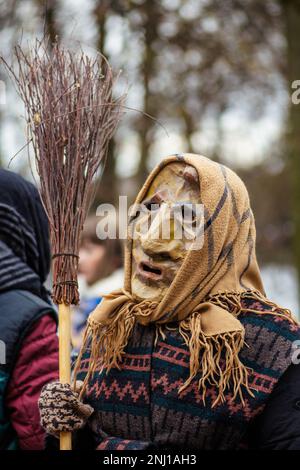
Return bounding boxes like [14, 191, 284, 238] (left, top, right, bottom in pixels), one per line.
[1, 38, 125, 450]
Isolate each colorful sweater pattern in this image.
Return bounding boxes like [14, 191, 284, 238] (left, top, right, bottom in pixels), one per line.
[77, 296, 300, 450]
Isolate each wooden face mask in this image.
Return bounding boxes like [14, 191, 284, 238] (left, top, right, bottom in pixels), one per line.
[130, 162, 202, 301]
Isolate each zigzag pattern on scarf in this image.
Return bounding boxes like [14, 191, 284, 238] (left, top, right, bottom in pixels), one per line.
[84, 369, 273, 424]
[77, 298, 300, 449]
[151, 369, 276, 400]
[86, 378, 150, 403]
[79, 352, 152, 373]
[84, 371, 273, 417]
[153, 342, 191, 368]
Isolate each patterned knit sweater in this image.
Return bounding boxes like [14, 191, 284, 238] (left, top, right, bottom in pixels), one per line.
[76, 296, 300, 450]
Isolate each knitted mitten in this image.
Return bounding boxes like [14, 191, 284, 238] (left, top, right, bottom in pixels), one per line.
[38, 381, 94, 437]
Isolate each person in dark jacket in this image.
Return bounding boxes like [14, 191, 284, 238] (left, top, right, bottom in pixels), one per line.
[0, 169, 59, 450]
[39, 154, 300, 450]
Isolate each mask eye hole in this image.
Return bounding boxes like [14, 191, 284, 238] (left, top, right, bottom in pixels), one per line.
[143, 191, 164, 212]
[143, 196, 161, 212]
[144, 201, 160, 212]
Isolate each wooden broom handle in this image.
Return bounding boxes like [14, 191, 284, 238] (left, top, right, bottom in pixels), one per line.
[59, 303, 72, 450]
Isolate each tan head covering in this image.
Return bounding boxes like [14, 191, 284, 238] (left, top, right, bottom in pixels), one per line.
[75, 154, 293, 406]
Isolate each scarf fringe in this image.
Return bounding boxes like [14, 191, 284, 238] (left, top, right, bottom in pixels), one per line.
[177, 315, 252, 407]
[74, 304, 135, 400]
[74, 289, 295, 404]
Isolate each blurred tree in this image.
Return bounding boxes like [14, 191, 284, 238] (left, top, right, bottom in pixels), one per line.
[107, 0, 164, 188]
[134, 0, 163, 186]
[97, 0, 283, 188]
[282, 0, 300, 291]
[92, 0, 118, 204]
[112, 1, 283, 172]
[0, 0, 19, 168]
[1, 0, 298, 273]
[35, 0, 59, 43]
[88, 0, 289, 240]
[161, 0, 283, 160]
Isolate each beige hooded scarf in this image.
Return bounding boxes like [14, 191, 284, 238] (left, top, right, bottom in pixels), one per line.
[75, 154, 294, 406]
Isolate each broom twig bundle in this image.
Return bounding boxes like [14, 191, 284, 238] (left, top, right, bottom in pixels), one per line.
[2, 37, 125, 450]
[2, 37, 125, 305]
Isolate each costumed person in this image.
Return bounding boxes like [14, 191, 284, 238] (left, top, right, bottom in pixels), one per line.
[0, 169, 59, 450]
[39, 154, 300, 450]
[72, 215, 123, 353]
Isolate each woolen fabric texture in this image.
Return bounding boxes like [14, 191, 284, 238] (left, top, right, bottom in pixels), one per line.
[75, 295, 300, 450]
[0, 169, 51, 302]
[39, 381, 94, 437]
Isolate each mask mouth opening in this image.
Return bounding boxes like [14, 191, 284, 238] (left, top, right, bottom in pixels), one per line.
[137, 261, 163, 280]
[142, 262, 161, 275]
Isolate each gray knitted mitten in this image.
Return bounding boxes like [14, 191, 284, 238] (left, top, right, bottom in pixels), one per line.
[38, 381, 94, 437]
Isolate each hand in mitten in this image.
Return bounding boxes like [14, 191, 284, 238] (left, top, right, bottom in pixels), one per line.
[38, 381, 94, 437]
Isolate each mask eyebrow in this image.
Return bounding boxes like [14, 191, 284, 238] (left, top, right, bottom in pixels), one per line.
[143, 191, 165, 205]
[183, 166, 199, 186]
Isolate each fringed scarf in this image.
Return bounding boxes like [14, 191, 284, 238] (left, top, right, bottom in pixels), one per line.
[75, 153, 295, 406]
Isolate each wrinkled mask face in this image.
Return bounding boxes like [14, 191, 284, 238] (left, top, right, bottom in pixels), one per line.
[130, 162, 202, 302]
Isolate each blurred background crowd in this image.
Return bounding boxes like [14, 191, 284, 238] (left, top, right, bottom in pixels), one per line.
[0, 0, 300, 316]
